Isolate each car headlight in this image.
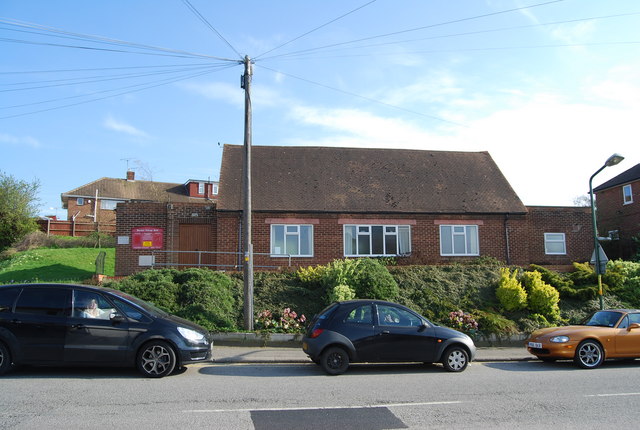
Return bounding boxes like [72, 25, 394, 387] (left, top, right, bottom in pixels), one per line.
[550, 336, 569, 343]
[178, 326, 206, 343]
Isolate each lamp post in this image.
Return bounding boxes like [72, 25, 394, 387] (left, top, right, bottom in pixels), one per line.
[589, 153, 624, 310]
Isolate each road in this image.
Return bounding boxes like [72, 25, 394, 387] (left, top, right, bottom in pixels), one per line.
[2, 359, 640, 429]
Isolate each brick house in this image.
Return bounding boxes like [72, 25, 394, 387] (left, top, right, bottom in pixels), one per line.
[594, 162, 640, 259]
[40, 171, 218, 237]
[114, 145, 593, 276]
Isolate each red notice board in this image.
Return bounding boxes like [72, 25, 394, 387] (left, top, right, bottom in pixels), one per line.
[131, 226, 164, 250]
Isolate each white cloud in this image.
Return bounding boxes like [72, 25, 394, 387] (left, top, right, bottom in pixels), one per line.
[0, 133, 41, 148]
[103, 116, 149, 139]
[181, 81, 243, 107]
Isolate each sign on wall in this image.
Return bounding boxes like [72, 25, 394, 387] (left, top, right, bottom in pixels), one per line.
[131, 226, 164, 250]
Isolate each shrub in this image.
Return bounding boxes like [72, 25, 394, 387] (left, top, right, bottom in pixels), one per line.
[113, 268, 180, 312]
[529, 264, 573, 289]
[522, 271, 560, 322]
[518, 313, 551, 334]
[254, 308, 307, 333]
[350, 258, 399, 301]
[328, 284, 356, 303]
[496, 268, 527, 311]
[296, 264, 326, 284]
[173, 268, 236, 329]
[321, 258, 362, 290]
[474, 310, 519, 337]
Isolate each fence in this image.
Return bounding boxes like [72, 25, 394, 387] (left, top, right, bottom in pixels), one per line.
[149, 250, 292, 270]
[37, 219, 116, 237]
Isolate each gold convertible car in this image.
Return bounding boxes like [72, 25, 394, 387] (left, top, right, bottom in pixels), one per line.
[526, 309, 640, 369]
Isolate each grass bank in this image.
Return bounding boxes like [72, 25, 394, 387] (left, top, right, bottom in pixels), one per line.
[0, 247, 115, 283]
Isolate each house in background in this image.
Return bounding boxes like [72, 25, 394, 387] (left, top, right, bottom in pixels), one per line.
[38, 171, 218, 237]
[594, 162, 640, 259]
[115, 145, 593, 276]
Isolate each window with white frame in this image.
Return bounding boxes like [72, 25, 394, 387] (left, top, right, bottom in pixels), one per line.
[440, 225, 479, 256]
[343, 225, 411, 257]
[623, 184, 633, 204]
[198, 182, 205, 194]
[544, 233, 566, 255]
[76, 197, 84, 206]
[270, 224, 313, 257]
[100, 199, 124, 210]
[212, 184, 219, 195]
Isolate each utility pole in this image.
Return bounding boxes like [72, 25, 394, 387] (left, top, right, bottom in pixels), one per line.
[241, 55, 254, 330]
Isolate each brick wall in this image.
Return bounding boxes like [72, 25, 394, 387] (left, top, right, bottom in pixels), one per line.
[115, 204, 594, 276]
[66, 198, 117, 224]
[526, 206, 593, 265]
[115, 202, 216, 276]
[595, 180, 640, 259]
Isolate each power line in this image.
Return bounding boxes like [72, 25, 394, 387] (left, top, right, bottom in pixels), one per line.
[0, 18, 237, 61]
[0, 65, 236, 119]
[255, 0, 377, 60]
[263, 11, 640, 61]
[1, 63, 229, 91]
[259, 0, 567, 61]
[257, 64, 467, 128]
[181, 0, 244, 60]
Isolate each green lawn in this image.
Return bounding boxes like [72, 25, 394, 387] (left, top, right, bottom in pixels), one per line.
[0, 248, 115, 283]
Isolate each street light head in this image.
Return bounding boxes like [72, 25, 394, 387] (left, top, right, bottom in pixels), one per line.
[605, 153, 624, 167]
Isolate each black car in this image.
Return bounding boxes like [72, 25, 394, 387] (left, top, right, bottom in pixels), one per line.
[0, 283, 213, 377]
[302, 300, 476, 374]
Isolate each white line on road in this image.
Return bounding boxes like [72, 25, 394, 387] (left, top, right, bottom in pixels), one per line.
[184, 401, 463, 413]
[585, 393, 640, 397]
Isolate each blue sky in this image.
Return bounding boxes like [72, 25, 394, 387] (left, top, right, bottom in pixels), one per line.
[2, 0, 639, 217]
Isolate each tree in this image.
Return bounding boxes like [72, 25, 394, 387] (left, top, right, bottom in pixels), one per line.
[572, 195, 591, 207]
[0, 171, 40, 251]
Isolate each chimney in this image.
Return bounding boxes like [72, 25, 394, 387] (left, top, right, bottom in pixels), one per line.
[126, 170, 135, 181]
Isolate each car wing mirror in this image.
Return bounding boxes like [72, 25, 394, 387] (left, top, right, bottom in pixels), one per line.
[110, 313, 126, 323]
[418, 323, 429, 332]
[627, 322, 640, 331]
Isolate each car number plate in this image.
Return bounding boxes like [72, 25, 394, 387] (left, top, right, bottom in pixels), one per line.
[528, 342, 542, 349]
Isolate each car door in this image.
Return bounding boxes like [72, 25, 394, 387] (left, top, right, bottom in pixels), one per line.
[336, 303, 377, 362]
[614, 313, 640, 356]
[64, 289, 132, 364]
[11, 286, 71, 363]
[373, 304, 439, 363]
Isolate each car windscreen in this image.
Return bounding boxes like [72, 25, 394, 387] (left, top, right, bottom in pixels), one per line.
[109, 290, 169, 317]
[582, 310, 623, 327]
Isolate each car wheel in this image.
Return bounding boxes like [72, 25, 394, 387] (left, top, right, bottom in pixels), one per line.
[320, 347, 349, 375]
[137, 340, 177, 378]
[442, 345, 469, 372]
[0, 342, 12, 376]
[574, 340, 604, 369]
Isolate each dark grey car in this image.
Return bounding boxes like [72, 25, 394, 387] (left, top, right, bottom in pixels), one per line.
[0, 283, 212, 377]
[302, 300, 476, 375]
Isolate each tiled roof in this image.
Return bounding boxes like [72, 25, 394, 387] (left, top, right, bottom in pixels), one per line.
[594, 163, 640, 192]
[61, 178, 205, 208]
[218, 145, 527, 214]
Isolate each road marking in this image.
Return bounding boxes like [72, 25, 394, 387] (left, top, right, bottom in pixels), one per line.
[184, 401, 462, 413]
[585, 393, 640, 397]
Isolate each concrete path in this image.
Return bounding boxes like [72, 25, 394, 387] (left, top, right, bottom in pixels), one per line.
[212, 345, 534, 364]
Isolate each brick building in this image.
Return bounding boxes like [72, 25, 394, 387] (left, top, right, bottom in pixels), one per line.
[40, 171, 218, 237]
[594, 163, 640, 259]
[114, 145, 593, 276]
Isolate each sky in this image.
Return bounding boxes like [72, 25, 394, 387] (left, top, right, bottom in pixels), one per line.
[2, 0, 639, 218]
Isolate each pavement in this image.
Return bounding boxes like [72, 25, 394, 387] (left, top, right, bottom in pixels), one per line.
[212, 345, 533, 364]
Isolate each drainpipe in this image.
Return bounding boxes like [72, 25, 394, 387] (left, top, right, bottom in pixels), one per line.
[504, 213, 511, 265]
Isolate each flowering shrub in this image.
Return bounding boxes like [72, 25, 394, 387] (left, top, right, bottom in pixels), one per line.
[255, 308, 307, 333]
[448, 310, 479, 335]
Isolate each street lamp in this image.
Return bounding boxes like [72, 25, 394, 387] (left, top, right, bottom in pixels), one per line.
[589, 153, 624, 310]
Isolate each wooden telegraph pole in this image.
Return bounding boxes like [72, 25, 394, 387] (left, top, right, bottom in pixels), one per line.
[241, 55, 254, 330]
